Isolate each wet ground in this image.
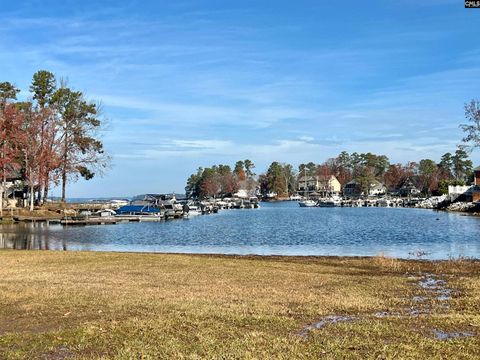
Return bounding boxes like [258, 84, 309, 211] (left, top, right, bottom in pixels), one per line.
[298, 272, 475, 341]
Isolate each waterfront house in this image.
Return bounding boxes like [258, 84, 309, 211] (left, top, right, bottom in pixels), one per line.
[448, 185, 474, 197]
[343, 180, 362, 198]
[1, 172, 27, 208]
[368, 180, 387, 196]
[399, 178, 421, 197]
[298, 175, 341, 196]
[233, 189, 249, 198]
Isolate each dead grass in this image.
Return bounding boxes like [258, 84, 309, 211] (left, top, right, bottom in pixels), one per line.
[0, 251, 478, 359]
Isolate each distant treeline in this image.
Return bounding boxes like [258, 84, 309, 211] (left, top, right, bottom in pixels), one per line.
[185, 149, 473, 199]
[186, 99, 480, 199]
[185, 160, 256, 198]
[0, 70, 109, 210]
[258, 150, 473, 197]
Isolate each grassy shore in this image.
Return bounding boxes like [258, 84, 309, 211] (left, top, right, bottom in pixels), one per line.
[0, 251, 478, 359]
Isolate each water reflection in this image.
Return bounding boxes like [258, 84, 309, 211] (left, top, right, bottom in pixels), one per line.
[1, 203, 480, 259]
[0, 223, 67, 250]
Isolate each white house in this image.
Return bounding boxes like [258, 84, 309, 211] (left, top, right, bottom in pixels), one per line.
[368, 181, 387, 196]
[233, 189, 249, 198]
[448, 185, 473, 196]
[298, 175, 342, 196]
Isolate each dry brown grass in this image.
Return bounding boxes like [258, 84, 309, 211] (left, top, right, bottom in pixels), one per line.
[0, 251, 478, 359]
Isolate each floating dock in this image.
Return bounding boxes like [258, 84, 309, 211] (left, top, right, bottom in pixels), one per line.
[61, 218, 118, 226]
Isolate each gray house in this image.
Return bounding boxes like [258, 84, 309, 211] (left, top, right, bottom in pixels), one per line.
[343, 180, 362, 198]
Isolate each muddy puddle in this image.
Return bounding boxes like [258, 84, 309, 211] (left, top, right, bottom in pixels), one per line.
[433, 329, 474, 341]
[299, 272, 475, 341]
[298, 315, 356, 337]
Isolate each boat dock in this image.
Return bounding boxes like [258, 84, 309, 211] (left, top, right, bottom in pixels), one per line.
[6, 197, 261, 227]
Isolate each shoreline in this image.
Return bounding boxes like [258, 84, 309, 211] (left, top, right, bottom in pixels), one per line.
[1, 248, 479, 262]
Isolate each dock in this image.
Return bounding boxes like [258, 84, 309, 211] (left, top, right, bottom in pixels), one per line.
[61, 218, 119, 225]
[12, 216, 62, 224]
[5, 197, 260, 227]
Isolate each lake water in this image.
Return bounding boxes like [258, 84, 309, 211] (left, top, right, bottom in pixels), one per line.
[1, 202, 480, 259]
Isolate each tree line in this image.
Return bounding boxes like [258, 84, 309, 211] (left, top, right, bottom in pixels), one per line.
[258, 149, 473, 197]
[185, 160, 256, 199]
[0, 70, 109, 212]
[186, 149, 474, 199]
[187, 98, 480, 199]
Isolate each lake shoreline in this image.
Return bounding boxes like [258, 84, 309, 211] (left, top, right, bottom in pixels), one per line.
[1, 203, 479, 259]
[1, 200, 480, 224]
[2, 248, 479, 262]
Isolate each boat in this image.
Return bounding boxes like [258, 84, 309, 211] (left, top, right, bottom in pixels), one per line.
[298, 168, 316, 207]
[136, 214, 163, 222]
[318, 196, 341, 207]
[377, 198, 391, 207]
[185, 204, 201, 216]
[115, 204, 163, 221]
[116, 204, 162, 216]
[249, 196, 260, 208]
[233, 199, 245, 209]
[93, 209, 117, 217]
[161, 202, 183, 219]
[299, 199, 317, 207]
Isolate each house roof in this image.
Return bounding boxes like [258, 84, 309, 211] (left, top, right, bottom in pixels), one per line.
[299, 175, 338, 182]
[319, 174, 338, 182]
[298, 175, 317, 182]
[400, 177, 419, 189]
[474, 166, 480, 171]
[345, 180, 360, 185]
[369, 180, 385, 189]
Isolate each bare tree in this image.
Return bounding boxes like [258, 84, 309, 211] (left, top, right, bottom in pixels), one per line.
[461, 99, 480, 151]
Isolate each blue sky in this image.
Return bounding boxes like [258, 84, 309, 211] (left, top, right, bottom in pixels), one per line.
[1, 0, 479, 197]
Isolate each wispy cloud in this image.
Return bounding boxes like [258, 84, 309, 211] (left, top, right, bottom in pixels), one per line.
[1, 1, 479, 196]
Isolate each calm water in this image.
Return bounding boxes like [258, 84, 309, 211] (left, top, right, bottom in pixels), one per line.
[1, 202, 480, 259]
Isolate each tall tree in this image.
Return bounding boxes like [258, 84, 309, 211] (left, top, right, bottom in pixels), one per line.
[0, 104, 23, 214]
[326, 152, 352, 185]
[266, 162, 288, 196]
[356, 166, 376, 195]
[418, 159, 438, 194]
[217, 164, 238, 195]
[282, 163, 296, 196]
[0, 82, 20, 109]
[52, 86, 109, 202]
[298, 162, 316, 176]
[185, 167, 203, 199]
[30, 70, 56, 108]
[234, 160, 245, 181]
[337, 151, 351, 170]
[30, 70, 57, 203]
[244, 159, 255, 178]
[17, 103, 44, 210]
[439, 153, 453, 179]
[199, 167, 220, 198]
[367, 154, 390, 177]
[0, 82, 20, 215]
[383, 164, 400, 190]
[461, 99, 480, 151]
[452, 148, 473, 182]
